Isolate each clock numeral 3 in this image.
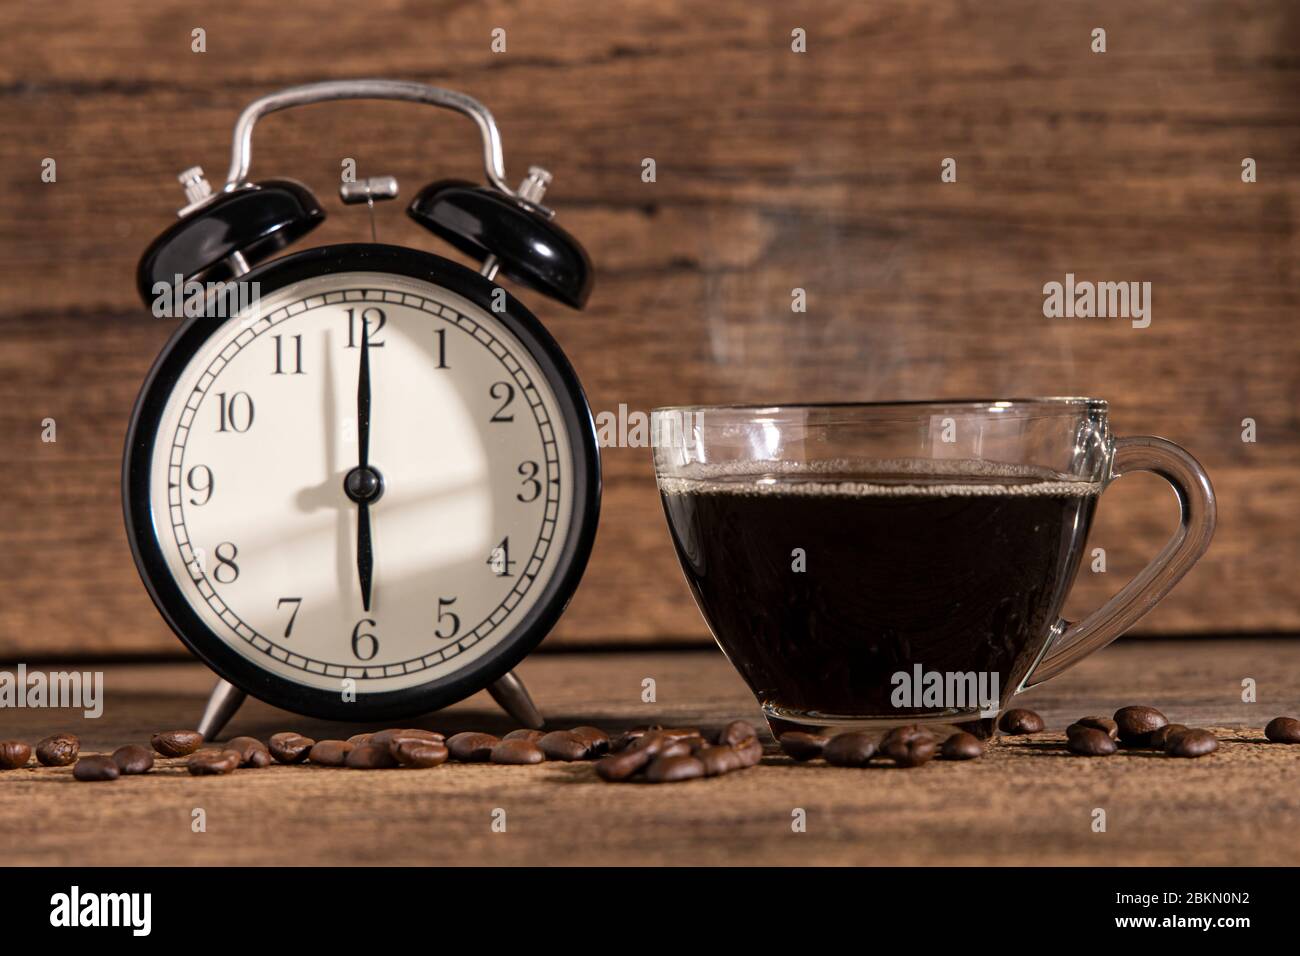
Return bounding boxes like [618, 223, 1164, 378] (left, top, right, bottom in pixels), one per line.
[215, 391, 255, 433]
[434, 597, 460, 639]
[272, 334, 305, 375]
[351, 618, 379, 661]
[489, 381, 516, 422]
[488, 536, 516, 577]
[277, 597, 302, 638]
[517, 460, 542, 502]
[213, 542, 239, 584]
[345, 308, 386, 348]
[186, 465, 214, 506]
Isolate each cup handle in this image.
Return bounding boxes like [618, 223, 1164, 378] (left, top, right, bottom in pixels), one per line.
[1020, 436, 1217, 689]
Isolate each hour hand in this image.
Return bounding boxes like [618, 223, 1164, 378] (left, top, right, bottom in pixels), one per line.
[356, 502, 373, 612]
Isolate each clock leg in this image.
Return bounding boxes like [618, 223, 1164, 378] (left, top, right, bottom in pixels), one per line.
[487, 670, 544, 730]
[196, 679, 247, 742]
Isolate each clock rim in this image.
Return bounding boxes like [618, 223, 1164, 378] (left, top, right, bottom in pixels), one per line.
[122, 242, 601, 721]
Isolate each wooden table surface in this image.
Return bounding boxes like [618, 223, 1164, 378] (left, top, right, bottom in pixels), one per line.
[2, 638, 1298, 866]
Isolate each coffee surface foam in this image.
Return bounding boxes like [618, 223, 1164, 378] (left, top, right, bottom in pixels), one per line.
[657, 458, 1101, 498]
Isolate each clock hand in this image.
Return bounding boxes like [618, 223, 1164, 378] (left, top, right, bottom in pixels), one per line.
[355, 315, 374, 611]
[357, 501, 374, 613]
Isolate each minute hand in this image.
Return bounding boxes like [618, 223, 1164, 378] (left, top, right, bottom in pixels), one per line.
[355, 317, 374, 611]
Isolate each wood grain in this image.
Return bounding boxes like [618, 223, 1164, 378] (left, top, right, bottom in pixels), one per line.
[0, 1, 1297, 656]
[1, 640, 1298, 866]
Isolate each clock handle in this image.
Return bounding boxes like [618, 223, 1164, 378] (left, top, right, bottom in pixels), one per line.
[197, 679, 247, 742]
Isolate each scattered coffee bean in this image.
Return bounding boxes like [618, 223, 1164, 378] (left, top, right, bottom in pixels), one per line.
[347, 733, 373, 746]
[941, 732, 984, 760]
[395, 741, 449, 768]
[1264, 716, 1300, 743]
[1068, 716, 1119, 740]
[998, 709, 1044, 735]
[570, 726, 611, 756]
[538, 731, 588, 761]
[1167, 728, 1217, 758]
[1148, 724, 1189, 751]
[490, 739, 545, 765]
[824, 732, 876, 767]
[447, 732, 499, 763]
[716, 720, 758, 746]
[111, 745, 154, 775]
[307, 740, 354, 766]
[268, 732, 315, 764]
[375, 729, 443, 759]
[73, 755, 119, 782]
[503, 729, 546, 743]
[882, 730, 937, 767]
[224, 736, 270, 767]
[1113, 705, 1168, 746]
[698, 745, 744, 776]
[595, 749, 652, 781]
[35, 733, 79, 767]
[345, 743, 398, 769]
[645, 754, 706, 783]
[779, 732, 828, 762]
[733, 736, 764, 767]
[1067, 727, 1117, 756]
[0, 741, 32, 770]
[151, 730, 203, 757]
[610, 728, 649, 752]
[187, 750, 240, 775]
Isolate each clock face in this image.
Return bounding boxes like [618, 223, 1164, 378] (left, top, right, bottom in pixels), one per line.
[134, 258, 591, 707]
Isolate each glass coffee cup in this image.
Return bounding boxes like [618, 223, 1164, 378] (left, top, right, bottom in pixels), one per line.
[652, 399, 1216, 738]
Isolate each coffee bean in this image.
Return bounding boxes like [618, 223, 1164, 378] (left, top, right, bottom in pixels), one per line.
[268, 732, 315, 764]
[716, 720, 758, 746]
[151, 730, 203, 757]
[1113, 705, 1168, 745]
[0, 741, 32, 770]
[651, 727, 704, 743]
[490, 739, 545, 765]
[35, 734, 79, 767]
[824, 732, 876, 767]
[941, 732, 984, 760]
[698, 745, 744, 776]
[1148, 724, 1189, 751]
[503, 729, 546, 743]
[883, 732, 937, 768]
[538, 731, 589, 761]
[447, 732, 499, 762]
[1067, 727, 1117, 756]
[225, 736, 270, 767]
[656, 738, 697, 760]
[1264, 716, 1300, 743]
[1068, 716, 1119, 740]
[998, 709, 1044, 735]
[779, 732, 828, 761]
[112, 745, 154, 775]
[307, 740, 354, 766]
[570, 726, 610, 756]
[733, 736, 764, 767]
[347, 733, 373, 746]
[375, 729, 443, 759]
[187, 750, 240, 775]
[1167, 728, 1217, 758]
[595, 749, 652, 781]
[73, 755, 119, 782]
[395, 741, 449, 768]
[345, 743, 398, 769]
[610, 728, 649, 752]
[645, 754, 706, 783]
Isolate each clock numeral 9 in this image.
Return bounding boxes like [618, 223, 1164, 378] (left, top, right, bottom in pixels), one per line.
[186, 465, 214, 506]
[345, 308, 386, 348]
[487, 536, 516, 577]
[215, 391, 254, 433]
[489, 381, 516, 422]
[517, 460, 542, 502]
[434, 597, 460, 639]
[213, 542, 239, 584]
[351, 618, 379, 661]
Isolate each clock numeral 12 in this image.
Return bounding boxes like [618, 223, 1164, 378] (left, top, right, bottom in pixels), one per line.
[345, 308, 386, 348]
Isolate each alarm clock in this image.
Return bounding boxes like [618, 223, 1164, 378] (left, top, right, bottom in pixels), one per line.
[123, 80, 600, 739]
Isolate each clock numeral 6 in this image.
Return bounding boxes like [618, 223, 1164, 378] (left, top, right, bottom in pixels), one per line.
[517, 460, 542, 502]
[351, 618, 379, 661]
[489, 381, 516, 422]
[215, 391, 254, 433]
[186, 465, 214, 506]
[344, 307, 386, 348]
[434, 597, 460, 639]
[213, 542, 239, 584]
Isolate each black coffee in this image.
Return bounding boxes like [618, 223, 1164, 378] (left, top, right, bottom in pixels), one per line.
[659, 460, 1099, 723]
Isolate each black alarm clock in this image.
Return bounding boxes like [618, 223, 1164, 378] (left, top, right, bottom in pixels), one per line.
[123, 80, 600, 739]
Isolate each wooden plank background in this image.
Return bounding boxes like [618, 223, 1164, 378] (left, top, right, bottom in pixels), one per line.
[0, 1, 1297, 658]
